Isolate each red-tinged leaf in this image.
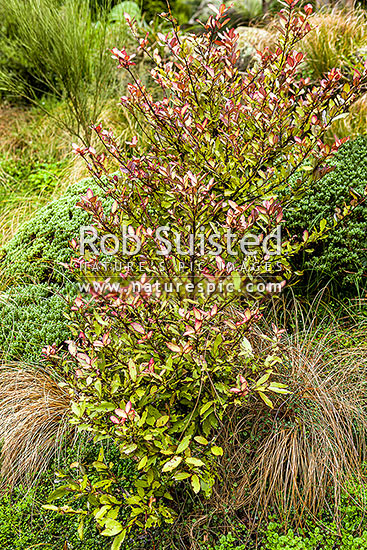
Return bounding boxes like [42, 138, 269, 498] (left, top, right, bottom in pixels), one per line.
[216, 256, 225, 270]
[183, 326, 195, 336]
[304, 3, 313, 14]
[228, 200, 238, 210]
[131, 322, 145, 334]
[181, 104, 189, 116]
[115, 409, 127, 419]
[86, 188, 94, 199]
[166, 342, 181, 353]
[193, 307, 202, 320]
[205, 65, 215, 78]
[183, 343, 193, 354]
[219, 3, 226, 15]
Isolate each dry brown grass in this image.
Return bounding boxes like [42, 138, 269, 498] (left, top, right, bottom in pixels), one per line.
[213, 315, 367, 528]
[0, 363, 72, 489]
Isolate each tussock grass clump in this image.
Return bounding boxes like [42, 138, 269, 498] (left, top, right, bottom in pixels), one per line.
[0, 364, 71, 488]
[0, 0, 139, 144]
[264, 8, 367, 82]
[216, 315, 367, 526]
[327, 93, 367, 142]
[299, 9, 367, 81]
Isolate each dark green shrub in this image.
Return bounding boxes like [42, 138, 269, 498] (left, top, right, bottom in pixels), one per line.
[0, 178, 97, 286]
[0, 282, 74, 364]
[284, 136, 367, 296]
[0, 178, 105, 364]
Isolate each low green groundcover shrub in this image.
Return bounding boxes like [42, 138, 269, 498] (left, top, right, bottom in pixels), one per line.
[284, 135, 367, 295]
[210, 514, 367, 550]
[0, 443, 142, 550]
[208, 478, 367, 550]
[0, 282, 75, 364]
[0, 177, 97, 285]
[0, 176, 114, 364]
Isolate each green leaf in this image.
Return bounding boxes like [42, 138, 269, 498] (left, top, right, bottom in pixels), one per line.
[191, 474, 200, 494]
[47, 486, 70, 502]
[241, 337, 253, 354]
[147, 468, 154, 485]
[71, 400, 86, 418]
[102, 519, 123, 537]
[121, 443, 137, 455]
[156, 415, 170, 428]
[194, 436, 208, 445]
[93, 460, 108, 470]
[256, 371, 272, 387]
[186, 457, 205, 468]
[210, 446, 223, 456]
[258, 391, 274, 409]
[77, 518, 84, 541]
[128, 359, 137, 382]
[173, 472, 191, 480]
[176, 435, 191, 454]
[94, 379, 102, 397]
[232, 271, 241, 290]
[111, 530, 127, 550]
[93, 402, 116, 412]
[199, 401, 213, 416]
[268, 384, 291, 394]
[212, 334, 222, 356]
[162, 455, 183, 472]
[137, 455, 148, 470]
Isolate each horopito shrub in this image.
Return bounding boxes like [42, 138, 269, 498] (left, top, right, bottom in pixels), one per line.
[43, 1, 367, 547]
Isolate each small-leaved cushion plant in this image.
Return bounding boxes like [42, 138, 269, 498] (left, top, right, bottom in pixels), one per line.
[42, 1, 367, 547]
